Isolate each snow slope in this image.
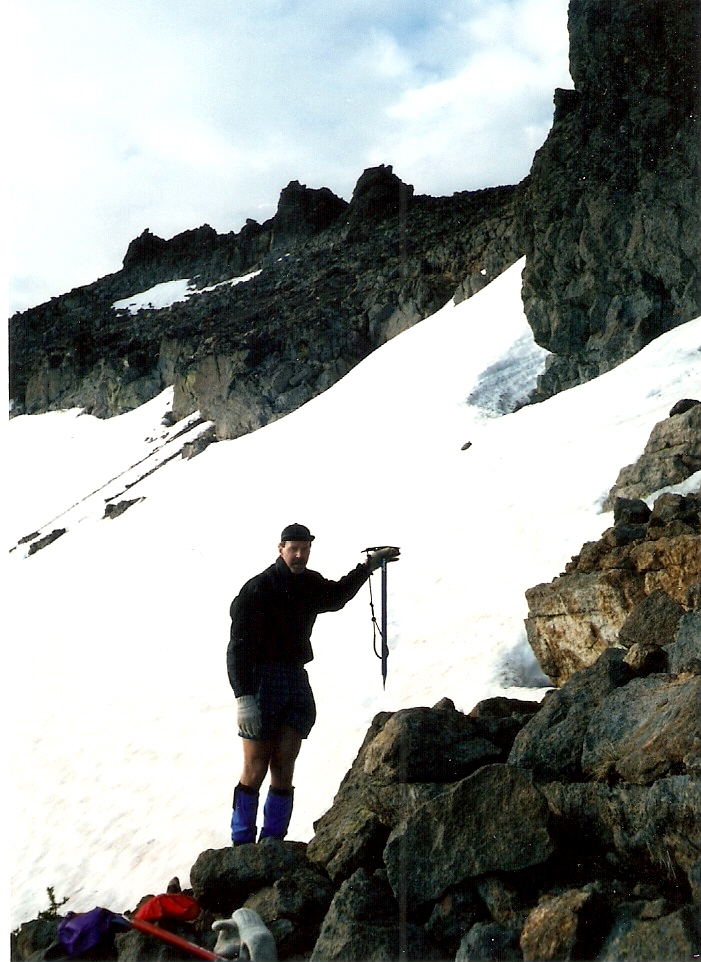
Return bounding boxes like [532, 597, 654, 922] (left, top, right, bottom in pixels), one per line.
[8, 258, 701, 927]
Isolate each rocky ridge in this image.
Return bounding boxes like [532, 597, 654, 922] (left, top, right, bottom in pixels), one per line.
[12, 404, 701, 962]
[9, 0, 700, 434]
[10, 171, 524, 440]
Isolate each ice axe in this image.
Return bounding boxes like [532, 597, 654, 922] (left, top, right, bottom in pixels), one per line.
[364, 546, 400, 688]
[118, 915, 227, 960]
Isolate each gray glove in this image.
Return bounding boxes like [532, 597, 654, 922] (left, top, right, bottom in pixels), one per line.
[213, 908, 277, 961]
[367, 546, 401, 571]
[237, 695, 262, 739]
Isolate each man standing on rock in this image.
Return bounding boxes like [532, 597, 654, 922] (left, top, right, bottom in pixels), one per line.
[227, 523, 399, 845]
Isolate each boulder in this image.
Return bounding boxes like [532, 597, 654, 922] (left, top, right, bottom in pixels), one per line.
[526, 488, 700, 686]
[11, 920, 59, 961]
[189, 839, 311, 914]
[618, 588, 686, 649]
[541, 776, 701, 892]
[361, 704, 503, 783]
[424, 885, 484, 957]
[581, 673, 701, 784]
[525, 570, 646, 686]
[519, 886, 608, 961]
[306, 712, 393, 884]
[628, 534, 701, 606]
[465, 696, 543, 752]
[668, 611, 701, 674]
[597, 903, 701, 961]
[456, 922, 522, 961]
[622, 641, 667, 675]
[383, 765, 554, 911]
[242, 867, 334, 958]
[613, 497, 652, 526]
[307, 698, 528, 883]
[309, 868, 442, 962]
[474, 876, 525, 928]
[508, 648, 632, 782]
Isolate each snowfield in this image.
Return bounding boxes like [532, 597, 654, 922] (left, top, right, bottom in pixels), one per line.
[8, 258, 701, 928]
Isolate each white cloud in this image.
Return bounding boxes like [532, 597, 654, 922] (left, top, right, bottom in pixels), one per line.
[7, 0, 571, 314]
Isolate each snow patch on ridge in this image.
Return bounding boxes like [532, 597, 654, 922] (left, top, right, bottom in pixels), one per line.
[112, 270, 262, 315]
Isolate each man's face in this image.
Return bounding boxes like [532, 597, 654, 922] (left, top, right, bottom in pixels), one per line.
[279, 540, 312, 574]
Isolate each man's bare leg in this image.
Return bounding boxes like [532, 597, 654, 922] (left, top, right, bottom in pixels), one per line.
[240, 737, 272, 791]
[269, 726, 303, 790]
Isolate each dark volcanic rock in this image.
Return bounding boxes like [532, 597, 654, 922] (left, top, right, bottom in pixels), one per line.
[542, 775, 701, 895]
[457, 921, 523, 961]
[581, 673, 701, 784]
[344, 164, 414, 242]
[310, 868, 442, 962]
[272, 180, 348, 247]
[597, 904, 701, 962]
[668, 611, 701, 674]
[618, 588, 686, 649]
[522, 0, 701, 400]
[424, 886, 485, 958]
[9, 171, 523, 435]
[361, 704, 502, 783]
[508, 648, 632, 782]
[306, 711, 393, 885]
[242, 865, 335, 958]
[189, 839, 310, 914]
[306, 698, 537, 886]
[382, 764, 555, 911]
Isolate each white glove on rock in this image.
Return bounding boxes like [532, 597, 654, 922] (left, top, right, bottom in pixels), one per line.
[212, 908, 277, 960]
[237, 695, 262, 739]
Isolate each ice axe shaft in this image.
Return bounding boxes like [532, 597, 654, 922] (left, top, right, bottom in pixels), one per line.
[364, 546, 399, 688]
[381, 558, 388, 688]
[124, 916, 226, 960]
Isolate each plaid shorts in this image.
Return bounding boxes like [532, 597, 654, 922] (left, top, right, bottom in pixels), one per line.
[241, 663, 317, 741]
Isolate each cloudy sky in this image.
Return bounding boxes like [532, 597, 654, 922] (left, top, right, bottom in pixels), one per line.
[7, 0, 571, 316]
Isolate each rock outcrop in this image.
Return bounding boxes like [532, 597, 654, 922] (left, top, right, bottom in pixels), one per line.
[525, 401, 701, 687]
[521, 0, 701, 399]
[605, 398, 701, 507]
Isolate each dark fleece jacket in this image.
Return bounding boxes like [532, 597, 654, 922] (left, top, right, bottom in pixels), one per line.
[227, 556, 370, 696]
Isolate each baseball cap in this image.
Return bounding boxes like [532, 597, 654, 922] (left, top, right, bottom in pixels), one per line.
[280, 523, 315, 543]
